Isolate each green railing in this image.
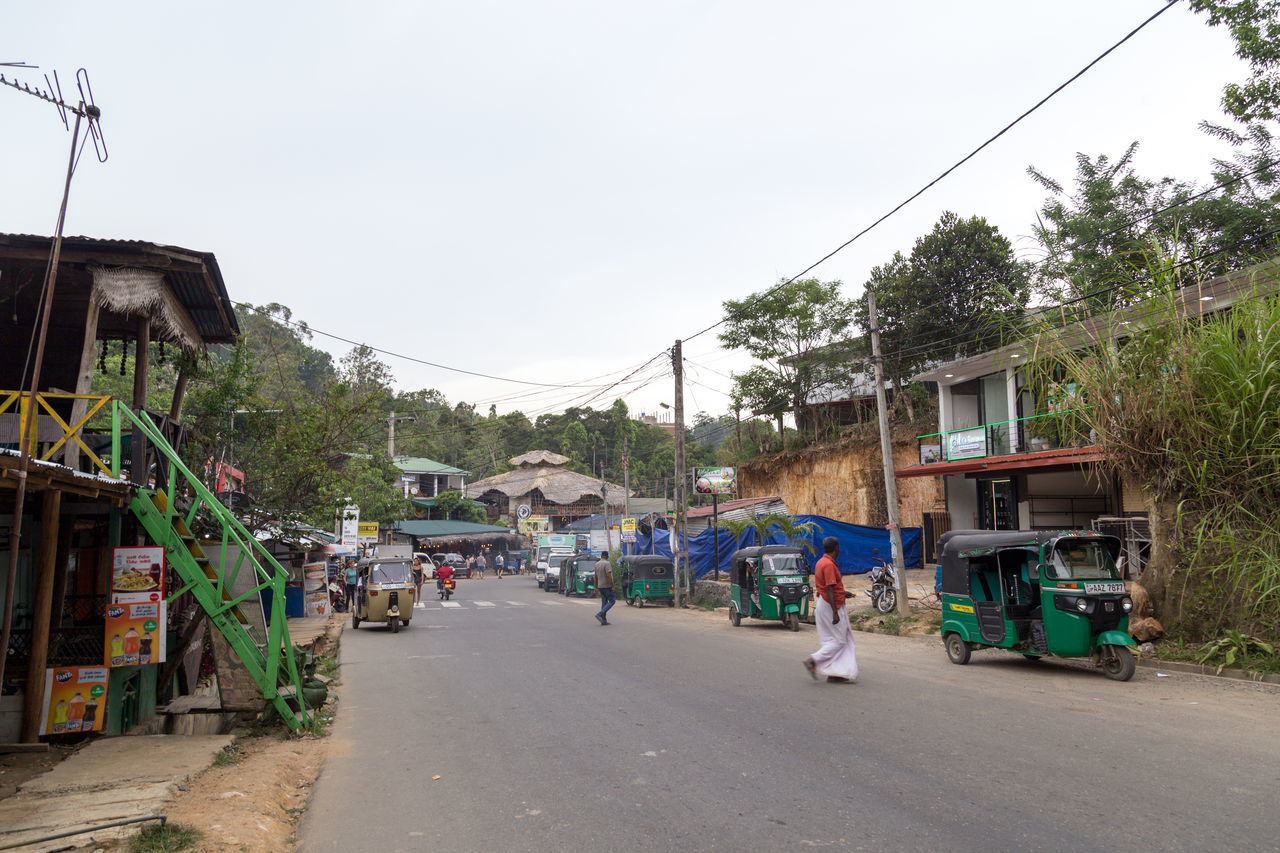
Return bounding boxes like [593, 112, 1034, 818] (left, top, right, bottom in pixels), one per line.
[916, 407, 1095, 465]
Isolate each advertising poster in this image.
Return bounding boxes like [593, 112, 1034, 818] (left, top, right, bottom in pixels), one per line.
[104, 601, 167, 667]
[620, 517, 637, 543]
[337, 505, 360, 548]
[694, 467, 737, 495]
[40, 666, 108, 735]
[110, 545, 165, 604]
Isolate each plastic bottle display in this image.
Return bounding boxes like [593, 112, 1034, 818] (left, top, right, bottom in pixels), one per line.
[123, 627, 140, 665]
[82, 698, 98, 731]
[110, 633, 124, 666]
[67, 692, 85, 733]
[52, 699, 68, 734]
[139, 630, 153, 665]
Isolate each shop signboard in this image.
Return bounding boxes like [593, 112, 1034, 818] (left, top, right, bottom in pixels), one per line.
[946, 428, 987, 461]
[357, 522, 379, 544]
[110, 546, 165, 604]
[519, 515, 551, 536]
[40, 666, 108, 735]
[694, 467, 736, 495]
[620, 517, 637, 543]
[105, 601, 167, 667]
[337, 505, 360, 548]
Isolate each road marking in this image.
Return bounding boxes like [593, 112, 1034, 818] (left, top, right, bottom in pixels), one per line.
[539, 600, 564, 606]
[475, 601, 496, 607]
[414, 602, 426, 609]
[505, 601, 527, 606]
[441, 601, 462, 608]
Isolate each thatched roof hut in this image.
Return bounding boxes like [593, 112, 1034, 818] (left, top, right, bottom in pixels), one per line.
[465, 449, 630, 526]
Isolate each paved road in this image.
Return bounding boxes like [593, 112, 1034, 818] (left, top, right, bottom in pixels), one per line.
[299, 577, 1280, 852]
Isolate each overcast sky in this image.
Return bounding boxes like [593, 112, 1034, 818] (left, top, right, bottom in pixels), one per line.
[2, 1, 1247, 422]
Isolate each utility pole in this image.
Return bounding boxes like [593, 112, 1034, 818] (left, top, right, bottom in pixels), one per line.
[672, 340, 686, 607]
[868, 292, 908, 616]
[387, 411, 415, 458]
[622, 436, 630, 557]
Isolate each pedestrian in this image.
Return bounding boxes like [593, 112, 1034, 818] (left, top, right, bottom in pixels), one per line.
[412, 556, 425, 603]
[804, 537, 858, 683]
[343, 558, 358, 614]
[594, 551, 615, 626]
[495, 552, 505, 579]
[478, 552, 487, 579]
[466, 555, 475, 579]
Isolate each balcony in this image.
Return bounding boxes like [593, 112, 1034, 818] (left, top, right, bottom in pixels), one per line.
[916, 408, 1096, 466]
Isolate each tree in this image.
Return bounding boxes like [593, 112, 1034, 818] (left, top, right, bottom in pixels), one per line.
[432, 490, 488, 524]
[855, 212, 1030, 392]
[1027, 146, 1280, 309]
[719, 278, 855, 437]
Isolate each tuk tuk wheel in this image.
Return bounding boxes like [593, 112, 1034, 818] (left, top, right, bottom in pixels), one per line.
[667, 598, 675, 607]
[945, 632, 971, 665]
[626, 595, 637, 607]
[351, 611, 360, 629]
[637, 597, 644, 608]
[785, 612, 800, 632]
[390, 616, 400, 633]
[1100, 645, 1136, 681]
[729, 604, 741, 627]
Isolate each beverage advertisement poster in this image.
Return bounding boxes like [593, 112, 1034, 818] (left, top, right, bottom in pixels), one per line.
[110, 545, 165, 603]
[104, 601, 167, 667]
[40, 666, 108, 736]
[694, 467, 737, 495]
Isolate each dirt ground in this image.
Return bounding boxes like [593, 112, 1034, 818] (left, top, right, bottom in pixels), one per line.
[154, 728, 328, 852]
[0, 747, 69, 800]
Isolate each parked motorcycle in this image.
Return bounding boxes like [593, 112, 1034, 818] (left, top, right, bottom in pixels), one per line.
[328, 581, 347, 613]
[438, 577, 456, 601]
[864, 552, 898, 614]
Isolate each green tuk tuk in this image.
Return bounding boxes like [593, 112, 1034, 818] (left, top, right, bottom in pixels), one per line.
[727, 546, 812, 631]
[938, 530, 1137, 681]
[620, 555, 675, 607]
[562, 554, 598, 597]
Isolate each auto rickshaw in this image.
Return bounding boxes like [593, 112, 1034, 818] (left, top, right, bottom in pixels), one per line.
[619, 555, 675, 607]
[351, 557, 415, 633]
[938, 529, 1137, 680]
[561, 554, 598, 597]
[727, 546, 812, 631]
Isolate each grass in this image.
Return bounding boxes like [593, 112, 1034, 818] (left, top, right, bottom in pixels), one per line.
[129, 822, 201, 853]
[210, 744, 239, 767]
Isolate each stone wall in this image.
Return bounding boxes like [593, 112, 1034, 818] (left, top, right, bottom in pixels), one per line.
[737, 433, 942, 527]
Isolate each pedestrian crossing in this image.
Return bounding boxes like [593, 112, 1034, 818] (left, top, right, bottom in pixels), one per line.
[413, 599, 569, 610]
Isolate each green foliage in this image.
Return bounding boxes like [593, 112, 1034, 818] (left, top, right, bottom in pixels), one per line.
[1028, 146, 1280, 309]
[719, 278, 855, 435]
[1196, 631, 1278, 674]
[855, 211, 1030, 391]
[129, 822, 202, 853]
[719, 512, 817, 554]
[431, 490, 487, 524]
[1020, 255, 1280, 638]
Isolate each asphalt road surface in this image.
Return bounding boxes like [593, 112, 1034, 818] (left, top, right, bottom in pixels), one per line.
[299, 577, 1280, 852]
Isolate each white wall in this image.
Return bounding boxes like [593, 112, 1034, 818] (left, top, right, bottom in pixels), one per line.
[946, 475, 978, 531]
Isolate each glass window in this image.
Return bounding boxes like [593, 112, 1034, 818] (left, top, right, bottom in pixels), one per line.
[370, 562, 411, 584]
[1048, 540, 1120, 580]
[764, 555, 804, 576]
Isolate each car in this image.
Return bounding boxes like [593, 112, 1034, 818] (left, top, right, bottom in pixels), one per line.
[428, 552, 466, 579]
[542, 550, 575, 592]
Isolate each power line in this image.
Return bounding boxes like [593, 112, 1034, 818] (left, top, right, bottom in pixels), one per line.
[679, 0, 1182, 348]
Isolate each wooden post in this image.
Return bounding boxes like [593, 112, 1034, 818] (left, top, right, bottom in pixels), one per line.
[132, 317, 150, 409]
[169, 369, 190, 422]
[65, 295, 102, 470]
[672, 340, 686, 606]
[20, 489, 62, 742]
[869, 291, 908, 616]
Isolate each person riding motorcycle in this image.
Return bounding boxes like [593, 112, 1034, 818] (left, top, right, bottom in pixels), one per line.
[436, 561, 455, 593]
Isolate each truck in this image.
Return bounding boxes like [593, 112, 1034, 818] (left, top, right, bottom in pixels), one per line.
[535, 533, 579, 588]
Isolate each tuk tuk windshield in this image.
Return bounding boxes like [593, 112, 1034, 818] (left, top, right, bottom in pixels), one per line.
[1048, 540, 1121, 581]
[369, 562, 411, 584]
[763, 554, 804, 577]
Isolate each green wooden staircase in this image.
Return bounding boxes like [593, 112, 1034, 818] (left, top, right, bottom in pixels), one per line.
[116, 404, 310, 731]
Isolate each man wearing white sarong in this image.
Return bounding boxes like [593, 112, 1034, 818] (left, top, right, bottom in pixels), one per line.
[804, 537, 858, 683]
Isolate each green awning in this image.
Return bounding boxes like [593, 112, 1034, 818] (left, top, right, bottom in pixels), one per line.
[394, 520, 513, 538]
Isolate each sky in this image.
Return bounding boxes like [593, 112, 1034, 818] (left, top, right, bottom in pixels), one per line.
[1, 1, 1250, 424]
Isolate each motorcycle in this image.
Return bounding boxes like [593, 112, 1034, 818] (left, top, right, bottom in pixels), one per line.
[864, 553, 898, 614]
[438, 577, 456, 601]
[328, 581, 347, 613]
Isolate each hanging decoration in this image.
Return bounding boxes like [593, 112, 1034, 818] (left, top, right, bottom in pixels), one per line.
[119, 338, 128, 376]
[97, 339, 107, 373]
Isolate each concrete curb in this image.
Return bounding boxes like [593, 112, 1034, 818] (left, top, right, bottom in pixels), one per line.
[1136, 656, 1280, 684]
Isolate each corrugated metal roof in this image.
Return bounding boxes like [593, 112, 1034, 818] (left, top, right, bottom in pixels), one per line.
[394, 520, 514, 537]
[395, 457, 471, 475]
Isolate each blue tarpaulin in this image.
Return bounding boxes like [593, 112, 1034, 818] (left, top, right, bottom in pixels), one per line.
[628, 514, 922, 579]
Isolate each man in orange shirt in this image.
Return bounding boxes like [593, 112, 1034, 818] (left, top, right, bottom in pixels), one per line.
[804, 536, 858, 683]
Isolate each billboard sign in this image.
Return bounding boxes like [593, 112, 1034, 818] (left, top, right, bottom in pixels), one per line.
[946, 428, 987, 461]
[620, 517, 637, 543]
[110, 546, 165, 604]
[41, 666, 108, 735]
[694, 467, 736, 495]
[337, 505, 360, 548]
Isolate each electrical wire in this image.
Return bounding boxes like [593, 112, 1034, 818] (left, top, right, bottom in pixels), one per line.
[678, 0, 1182, 348]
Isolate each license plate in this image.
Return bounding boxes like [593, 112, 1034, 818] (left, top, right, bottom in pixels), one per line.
[1084, 581, 1125, 594]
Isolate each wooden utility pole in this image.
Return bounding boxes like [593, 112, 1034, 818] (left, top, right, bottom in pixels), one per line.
[622, 436, 630, 556]
[672, 340, 686, 607]
[868, 292, 908, 616]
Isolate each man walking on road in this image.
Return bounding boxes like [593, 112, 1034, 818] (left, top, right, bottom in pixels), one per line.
[495, 552, 505, 579]
[804, 537, 858, 683]
[594, 552, 615, 625]
[477, 553, 487, 579]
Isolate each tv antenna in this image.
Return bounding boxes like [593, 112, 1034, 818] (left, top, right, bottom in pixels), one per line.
[0, 63, 109, 701]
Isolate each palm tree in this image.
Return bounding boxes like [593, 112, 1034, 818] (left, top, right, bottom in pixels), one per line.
[718, 512, 819, 578]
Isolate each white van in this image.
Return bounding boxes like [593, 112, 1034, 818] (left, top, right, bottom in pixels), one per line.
[539, 549, 575, 590]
